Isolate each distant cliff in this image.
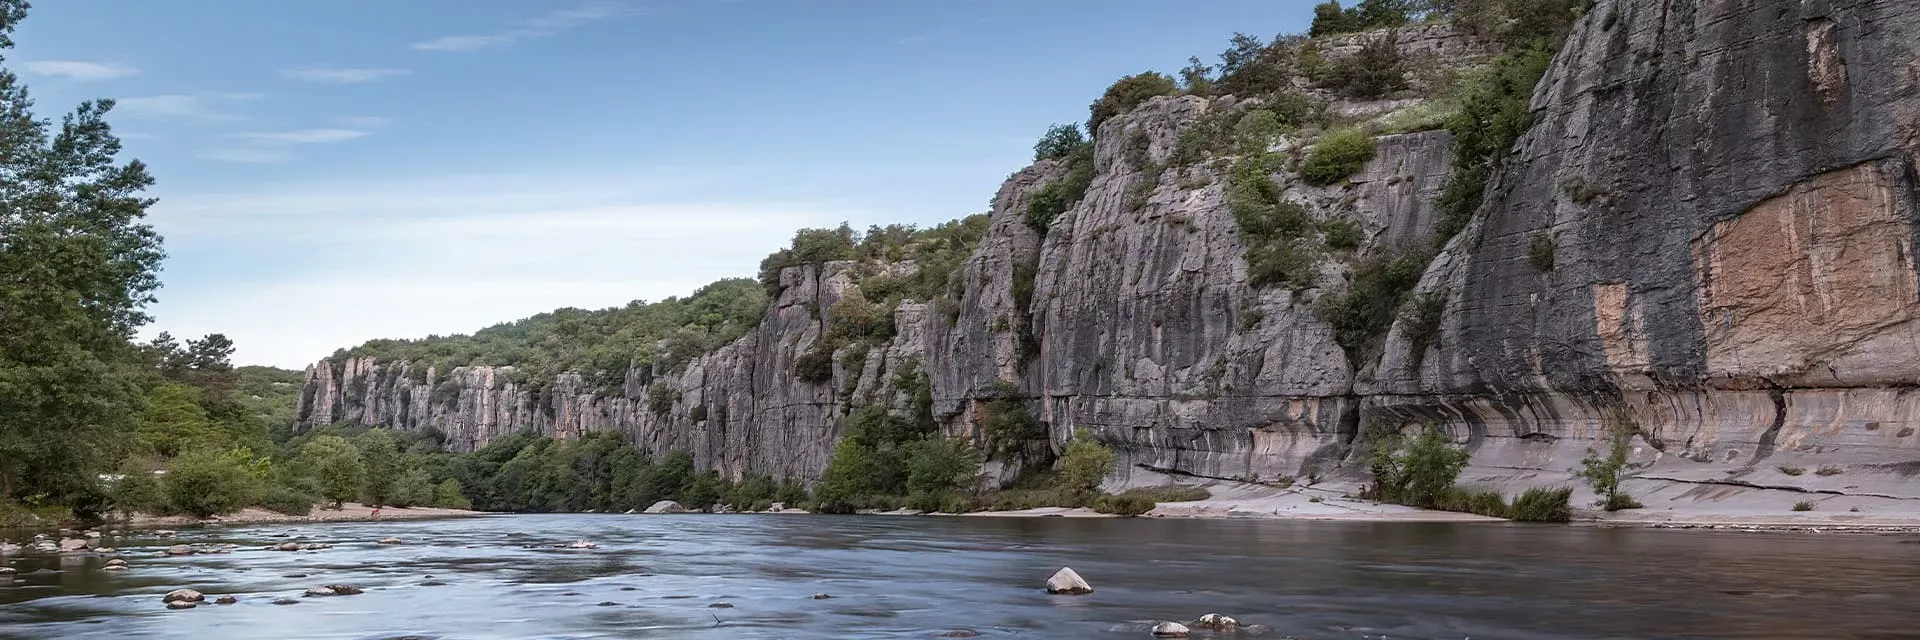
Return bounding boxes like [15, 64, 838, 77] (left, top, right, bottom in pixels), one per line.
[299, 0, 1920, 512]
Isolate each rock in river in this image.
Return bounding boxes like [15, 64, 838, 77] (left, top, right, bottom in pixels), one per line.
[165, 601, 197, 610]
[215, 596, 237, 605]
[305, 584, 364, 597]
[1192, 613, 1237, 631]
[1045, 567, 1092, 595]
[165, 545, 192, 556]
[1151, 621, 1191, 638]
[163, 589, 204, 603]
[378, 537, 404, 545]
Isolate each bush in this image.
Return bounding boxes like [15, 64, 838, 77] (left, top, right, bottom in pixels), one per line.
[1056, 429, 1117, 502]
[1025, 143, 1096, 233]
[981, 386, 1044, 459]
[297, 435, 364, 506]
[1316, 250, 1429, 369]
[1367, 428, 1470, 509]
[389, 468, 435, 508]
[1033, 123, 1088, 161]
[256, 485, 316, 516]
[1792, 501, 1815, 512]
[1508, 486, 1573, 522]
[1816, 465, 1844, 476]
[1301, 128, 1378, 186]
[1088, 72, 1177, 134]
[166, 449, 265, 518]
[1439, 488, 1509, 518]
[1778, 465, 1806, 476]
[1123, 485, 1211, 503]
[110, 467, 169, 517]
[1321, 219, 1363, 251]
[791, 345, 836, 383]
[1320, 34, 1408, 99]
[1528, 233, 1556, 272]
[1092, 493, 1156, 516]
[434, 478, 472, 509]
[1435, 46, 1556, 243]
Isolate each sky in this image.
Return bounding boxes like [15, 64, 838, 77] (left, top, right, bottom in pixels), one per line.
[10, 0, 1315, 369]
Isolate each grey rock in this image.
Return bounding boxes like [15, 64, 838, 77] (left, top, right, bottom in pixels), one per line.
[1045, 567, 1092, 595]
[165, 545, 192, 556]
[643, 500, 687, 514]
[377, 537, 404, 545]
[165, 600, 197, 610]
[163, 589, 204, 603]
[215, 596, 237, 605]
[272, 597, 300, 605]
[57, 538, 88, 552]
[1192, 613, 1237, 631]
[1151, 622, 1191, 638]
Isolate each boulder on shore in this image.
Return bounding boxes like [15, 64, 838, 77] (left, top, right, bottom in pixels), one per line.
[1151, 622, 1191, 638]
[644, 500, 687, 514]
[1045, 567, 1093, 595]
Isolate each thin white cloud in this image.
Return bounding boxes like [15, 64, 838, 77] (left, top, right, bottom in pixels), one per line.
[22, 60, 139, 81]
[336, 116, 392, 128]
[114, 93, 261, 121]
[410, 1, 628, 52]
[280, 66, 411, 84]
[204, 127, 373, 164]
[238, 128, 371, 145]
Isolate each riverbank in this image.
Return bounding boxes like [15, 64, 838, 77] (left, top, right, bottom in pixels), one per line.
[125, 503, 486, 528]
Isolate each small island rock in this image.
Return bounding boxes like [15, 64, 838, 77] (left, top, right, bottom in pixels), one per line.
[1193, 613, 1237, 631]
[1045, 567, 1092, 595]
[1151, 622, 1191, 638]
[163, 589, 204, 603]
[377, 537, 404, 545]
[644, 500, 687, 514]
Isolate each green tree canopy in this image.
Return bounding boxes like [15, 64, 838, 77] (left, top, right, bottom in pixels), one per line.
[297, 435, 365, 506]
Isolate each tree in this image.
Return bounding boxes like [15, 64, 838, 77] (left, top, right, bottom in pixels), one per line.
[389, 468, 435, 507]
[434, 478, 472, 509]
[1032, 124, 1088, 162]
[1177, 57, 1216, 96]
[356, 429, 402, 505]
[1580, 413, 1645, 511]
[297, 435, 364, 507]
[109, 465, 167, 517]
[1056, 429, 1117, 503]
[1309, 1, 1358, 36]
[0, 0, 166, 504]
[1087, 72, 1177, 135]
[1367, 428, 1470, 508]
[165, 449, 263, 518]
[135, 383, 220, 457]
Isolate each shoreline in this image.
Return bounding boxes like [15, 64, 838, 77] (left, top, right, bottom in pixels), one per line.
[119, 503, 488, 529]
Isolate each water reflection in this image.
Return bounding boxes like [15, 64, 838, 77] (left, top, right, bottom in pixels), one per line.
[2, 515, 1918, 639]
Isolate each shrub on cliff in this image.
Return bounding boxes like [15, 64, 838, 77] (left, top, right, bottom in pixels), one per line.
[1301, 128, 1378, 186]
[1025, 142, 1096, 233]
[1310, 0, 1412, 37]
[1088, 72, 1177, 135]
[1033, 123, 1089, 161]
[165, 449, 265, 518]
[1579, 414, 1645, 511]
[1319, 33, 1409, 99]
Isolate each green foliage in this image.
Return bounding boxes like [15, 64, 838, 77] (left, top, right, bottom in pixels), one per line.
[1033, 123, 1088, 161]
[1026, 143, 1096, 233]
[904, 437, 979, 500]
[355, 429, 404, 505]
[1402, 290, 1448, 371]
[1311, 0, 1412, 36]
[1792, 500, 1815, 512]
[1579, 413, 1644, 511]
[1122, 485, 1212, 502]
[256, 484, 315, 516]
[1507, 486, 1574, 522]
[1057, 429, 1117, 503]
[1434, 46, 1556, 242]
[1366, 428, 1470, 509]
[1319, 34, 1409, 99]
[165, 449, 266, 518]
[1371, 100, 1459, 135]
[1088, 72, 1177, 134]
[109, 466, 167, 517]
[1228, 153, 1320, 290]
[1177, 56, 1216, 96]
[980, 382, 1044, 459]
[1437, 487, 1509, 517]
[1778, 465, 1805, 476]
[1092, 492, 1155, 516]
[1321, 219, 1363, 251]
[297, 435, 365, 506]
[1215, 33, 1302, 98]
[1301, 128, 1378, 186]
[434, 478, 472, 509]
[136, 383, 221, 457]
[0, 3, 165, 504]
[389, 468, 435, 507]
[791, 345, 837, 384]
[1316, 250, 1430, 368]
[1528, 233, 1556, 271]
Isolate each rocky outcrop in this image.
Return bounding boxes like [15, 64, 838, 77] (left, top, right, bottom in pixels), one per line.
[1365, 0, 1920, 508]
[297, 3, 1920, 511]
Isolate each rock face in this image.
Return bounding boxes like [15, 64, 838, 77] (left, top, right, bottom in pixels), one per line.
[1364, 0, 1920, 507]
[295, 3, 1920, 509]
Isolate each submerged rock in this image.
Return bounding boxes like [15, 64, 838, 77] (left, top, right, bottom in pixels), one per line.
[1045, 567, 1092, 595]
[377, 537, 404, 545]
[165, 544, 192, 556]
[0, 542, 19, 555]
[304, 584, 364, 597]
[58, 538, 89, 552]
[708, 602, 734, 608]
[215, 595, 238, 605]
[166, 600, 197, 610]
[939, 631, 982, 638]
[1151, 621, 1191, 638]
[562, 539, 597, 549]
[272, 597, 299, 605]
[811, 593, 832, 599]
[162, 589, 204, 603]
[643, 500, 687, 514]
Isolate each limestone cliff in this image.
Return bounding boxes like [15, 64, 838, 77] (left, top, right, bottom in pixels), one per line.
[298, 0, 1920, 513]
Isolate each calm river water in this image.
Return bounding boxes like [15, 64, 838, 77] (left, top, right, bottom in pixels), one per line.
[3, 514, 1919, 639]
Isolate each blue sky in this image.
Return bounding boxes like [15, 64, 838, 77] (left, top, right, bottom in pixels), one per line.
[11, 0, 1315, 368]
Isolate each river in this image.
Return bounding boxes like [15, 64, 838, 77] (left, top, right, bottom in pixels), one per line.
[3, 514, 1918, 639]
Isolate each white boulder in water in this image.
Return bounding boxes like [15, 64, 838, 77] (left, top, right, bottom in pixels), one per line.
[1045, 567, 1092, 595]
[1192, 613, 1237, 631]
[162, 589, 204, 603]
[1151, 621, 1191, 637]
